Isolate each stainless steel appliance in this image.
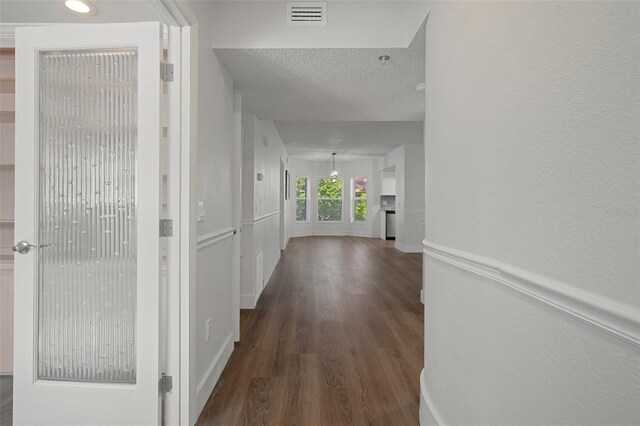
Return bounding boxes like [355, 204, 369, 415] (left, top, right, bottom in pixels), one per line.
[386, 211, 396, 240]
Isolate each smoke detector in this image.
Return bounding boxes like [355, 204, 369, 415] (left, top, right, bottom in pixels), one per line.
[378, 55, 391, 65]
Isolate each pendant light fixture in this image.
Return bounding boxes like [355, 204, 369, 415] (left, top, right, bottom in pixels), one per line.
[330, 153, 339, 183]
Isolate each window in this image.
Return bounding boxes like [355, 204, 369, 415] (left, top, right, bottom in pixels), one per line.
[317, 177, 343, 222]
[296, 177, 309, 222]
[351, 177, 367, 223]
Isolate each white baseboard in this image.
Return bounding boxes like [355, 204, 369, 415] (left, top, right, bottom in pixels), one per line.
[240, 251, 282, 310]
[395, 242, 423, 253]
[256, 253, 281, 306]
[264, 252, 280, 286]
[290, 231, 377, 238]
[420, 369, 444, 426]
[240, 293, 255, 309]
[195, 333, 234, 418]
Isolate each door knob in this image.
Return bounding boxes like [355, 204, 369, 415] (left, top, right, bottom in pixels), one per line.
[12, 240, 36, 254]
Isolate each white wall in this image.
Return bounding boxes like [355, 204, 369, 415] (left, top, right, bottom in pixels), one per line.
[288, 158, 381, 238]
[184, 2, 237, 423]
[241, 116, 288, 308]
[378, 145, 425, 252]
[210, 1, 429, 49]
[421, 2, 640, 425]
[381, 170, 396, 195]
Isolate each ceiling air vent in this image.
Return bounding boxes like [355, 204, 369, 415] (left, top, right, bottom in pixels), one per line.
[287, 2, 327, 26]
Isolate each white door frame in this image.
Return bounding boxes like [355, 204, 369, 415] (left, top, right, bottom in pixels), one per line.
[279, 159, 286, 250]
[14, 21, 164, 425]
[3, 7, 193, 425]
[231, 94, 242, 342]
[178, 23, 196, 426]
[164, 24, 183, 426]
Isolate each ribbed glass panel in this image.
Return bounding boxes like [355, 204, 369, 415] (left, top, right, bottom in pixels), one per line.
[37, 49, 137, 383]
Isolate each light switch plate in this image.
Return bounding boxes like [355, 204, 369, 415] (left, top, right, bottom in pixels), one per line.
[198, 201, 205, 223]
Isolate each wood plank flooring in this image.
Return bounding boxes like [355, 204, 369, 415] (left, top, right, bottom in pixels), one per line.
[0, 375, 12, 426]
[197, 236, 424, 426]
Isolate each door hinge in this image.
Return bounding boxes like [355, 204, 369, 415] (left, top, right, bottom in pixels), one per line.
[159, 219, 173, 237]
[159, 373, 173, 394]
[160, 62, 174, 82]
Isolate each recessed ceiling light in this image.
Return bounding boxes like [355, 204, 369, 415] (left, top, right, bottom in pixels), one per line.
[64, 0, 97, 15]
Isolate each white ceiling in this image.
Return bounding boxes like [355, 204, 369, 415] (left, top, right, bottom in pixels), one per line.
[275, 121, 423, 160]
[0, 1, 164, 24]
[206, 0, 424, 2]
[216, 21, 425, 122]
[2, 1, 426, 160]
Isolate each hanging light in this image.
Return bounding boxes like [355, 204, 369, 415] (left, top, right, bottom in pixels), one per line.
[330, 153, 339, 182]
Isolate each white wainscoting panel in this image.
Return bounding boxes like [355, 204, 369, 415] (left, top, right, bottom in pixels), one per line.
[423, 240, 640, 347]
[197, 226, 235, 251]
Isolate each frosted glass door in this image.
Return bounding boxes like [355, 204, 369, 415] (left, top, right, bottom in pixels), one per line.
[14, 22, 164, 426]
[38, 49, 137, 383]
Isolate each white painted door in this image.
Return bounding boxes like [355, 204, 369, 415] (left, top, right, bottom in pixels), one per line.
[14, 22, 165, 426]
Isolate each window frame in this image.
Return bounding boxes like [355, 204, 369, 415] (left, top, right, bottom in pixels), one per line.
[316, 176, 344, 223]
[351, 176, 368, 224]
[295, 176, 310, 223]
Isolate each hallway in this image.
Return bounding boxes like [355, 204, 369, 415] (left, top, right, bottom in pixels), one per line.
[197, 237, 423, 425]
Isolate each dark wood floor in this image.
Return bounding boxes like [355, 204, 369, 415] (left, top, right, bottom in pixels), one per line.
[197, 236, 424, 425]
[0, 375, 12, 426]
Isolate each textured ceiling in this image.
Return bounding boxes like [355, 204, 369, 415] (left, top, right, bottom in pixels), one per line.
[216, 22, 425, 122]
[275, 121, 423, 160]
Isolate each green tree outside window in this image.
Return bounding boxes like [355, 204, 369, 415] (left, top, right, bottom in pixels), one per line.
[296, 177, 308, 222]
[317, 178, 342, 221]
[353, 177, 367, 222]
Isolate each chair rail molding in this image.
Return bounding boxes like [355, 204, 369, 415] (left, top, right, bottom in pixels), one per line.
[197, 226, 235, 251]
[423, 240, 640, 347]
[243, 210, 280, 226]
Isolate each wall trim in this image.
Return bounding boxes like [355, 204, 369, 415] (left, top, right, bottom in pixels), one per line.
[395, 242, 423, 253]
[149, 0, 193, 26]
[420, 369, 444, 426]
[423, 240, 640, 347]
[250, 252, 281, 307]
[196, 226, 235, 251]
[243, 210, 280, 226]
[0, 23, 45, 47]
[240, 293, 255, 309]
[290, 231, 376, 239]
[195, 333, 234, 412]
[264, 252, 281, 285]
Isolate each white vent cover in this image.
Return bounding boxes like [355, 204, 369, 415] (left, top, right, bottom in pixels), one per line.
[287, 2, 327, 26]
